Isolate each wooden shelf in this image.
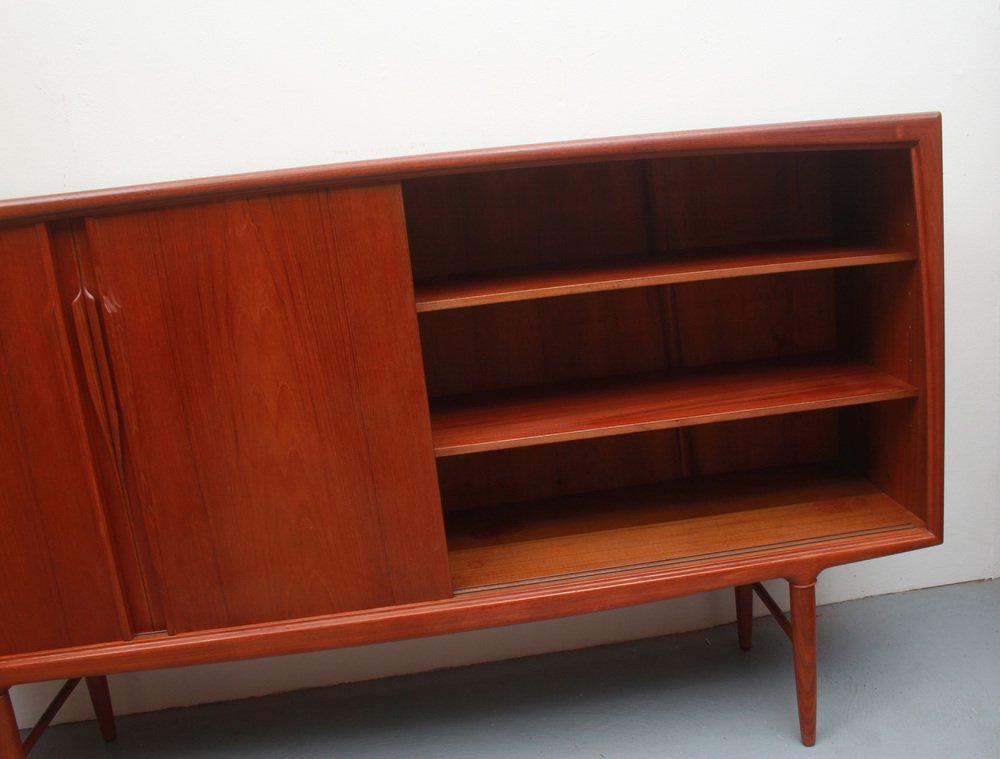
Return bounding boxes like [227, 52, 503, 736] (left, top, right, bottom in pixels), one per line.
[431, 359, 917, 457]
[446, 466, 926, 591]
[414, 242, 915, 312]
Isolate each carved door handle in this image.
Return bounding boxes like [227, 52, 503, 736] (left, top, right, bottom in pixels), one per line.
[71, 286, 125, 482]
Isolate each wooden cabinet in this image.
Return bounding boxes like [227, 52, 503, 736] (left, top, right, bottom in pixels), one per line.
[0, 113, 943, 753]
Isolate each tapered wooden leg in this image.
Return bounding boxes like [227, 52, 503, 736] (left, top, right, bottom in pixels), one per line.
[0, 689, 26, 759]
[85, 676, 116, 742]
[790, 580, 817, 747]
[735, 585, 754, 650]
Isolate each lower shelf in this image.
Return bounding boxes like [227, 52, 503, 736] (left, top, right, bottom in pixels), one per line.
[446, 466, 924, 591]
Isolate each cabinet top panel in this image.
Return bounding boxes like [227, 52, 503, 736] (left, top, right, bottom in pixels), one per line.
[0, 112, 940, 227]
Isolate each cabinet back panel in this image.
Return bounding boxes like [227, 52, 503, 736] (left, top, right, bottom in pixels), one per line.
[437, 430, 686, 512]
[420, 270, 839, 399]
[672, 270, 838, 368]
[419, 287, 672, 398]
[436, 396, 932, 529]
[403, 162, 652, 281]
[438, 409, 841, 514]
[687, 409, 840, 477]
[645, 152, 834, 250]
[403, 150, 913, 293]
[831, 149, 917, 251]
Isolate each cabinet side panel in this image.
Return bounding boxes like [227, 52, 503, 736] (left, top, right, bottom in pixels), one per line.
[911, 123, 944, 538]
[912, 125, 944, 536]
[318, 185, 452, 602]
[86, 192, 421, 632]
[837, 264, 926, 521]
[0, 225, 130, 656]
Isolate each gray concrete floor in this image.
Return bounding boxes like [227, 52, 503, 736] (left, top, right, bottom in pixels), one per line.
[24, 579, 1000, 758]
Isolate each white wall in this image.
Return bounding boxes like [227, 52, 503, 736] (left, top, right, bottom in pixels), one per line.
[3, 0, 998, 729]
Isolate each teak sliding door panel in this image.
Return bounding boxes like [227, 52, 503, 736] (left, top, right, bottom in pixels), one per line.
[0, 226, 130, 655]
[86, 186, 450, 633]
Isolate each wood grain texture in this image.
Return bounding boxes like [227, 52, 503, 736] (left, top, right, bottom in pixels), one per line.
[686, 409, 839, 478]
[86, 187, 450, 633]
[436, 429, 686, 513]
[445, 467, 921, 590]
[0, 113, 941, 226]
[910, 115, 945, 538]
[790, 580, 818, 746]
[419, 287, 671, 398]
[436, 408, 841, 517]
[840, 263, 928, 522]
[827, 147, 927, 530]
[0, 523, 938, 688]
[0, 225, 130, 656]
[321, 185, 453, 605]
[431, 360, 916, 457]
[672, 270, 837, 368]
[403, 162, 650, 281]
[0, 115, 943, 751]
[0, 690, 24, 758]
[46, 219, 165, 633]
[645, 151, 833, 250]
[414, 243, 913, 312]
[831, 149, 918, 251]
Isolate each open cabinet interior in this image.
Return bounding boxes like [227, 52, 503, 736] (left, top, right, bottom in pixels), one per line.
[401, 147, 930, 592]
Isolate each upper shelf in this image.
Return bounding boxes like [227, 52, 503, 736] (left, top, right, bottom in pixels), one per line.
[431, 359, 917, 457]
[414, 242, 915, 312]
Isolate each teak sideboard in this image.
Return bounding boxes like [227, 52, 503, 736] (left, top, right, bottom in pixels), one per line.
[0, 113, 943, 753]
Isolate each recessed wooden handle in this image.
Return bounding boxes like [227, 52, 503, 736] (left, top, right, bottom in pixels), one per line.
[71, 287, 124, 481]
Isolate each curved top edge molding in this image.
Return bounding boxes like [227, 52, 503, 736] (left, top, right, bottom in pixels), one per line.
[0, 112, 940, 227]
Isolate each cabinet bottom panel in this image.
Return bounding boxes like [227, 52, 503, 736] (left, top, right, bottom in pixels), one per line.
[445, 465, 923, 591]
